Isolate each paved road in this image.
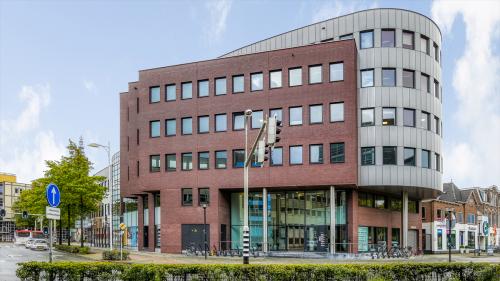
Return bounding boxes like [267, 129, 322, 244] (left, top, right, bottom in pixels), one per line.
[0, 242, 90, 281]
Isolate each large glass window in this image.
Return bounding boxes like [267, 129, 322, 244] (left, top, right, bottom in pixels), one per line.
[361, 147, 375, 165]
[215, 77, 227, 96]
[435, 153, 441, 171]
[382, 68, 396, 86]
[198, 116, 209, 133]
[381, 29, 395, 47]
[404, 147, 416, 166]
[150, 86, 160, 103]
[252, 110, 263, 129]
[330, 143, 345, 163]
[198, 80, 209, 97]
[182, 188, 192, 206]
[420, 73, 430, 93]
[403, 108, 415, 127]
[233, 112, 245, 130]
[403, 70, 415, 88]
[375, 195, 386, 209]
[402, 31, 414, 49]
[434, 43, 439, 62]
[150, 155, 160, 172]
[198, 152, 209, 170]
[309, 104, 323, 124]
[309, 144, 323, 164]
[383, 146, 397, 165]
[382, 108, 396, 126]
[166, 154, 176, 171]
[289, 106, 303, 126]
[181, 153, 193, 171]
[215, 113, 227, 132]
[420, 35, 429, 55]
[361, 108, 374, 126]
[435, 116, 440, 134]
[289, 67, 302, 86]
[360, 30, 374, 49]
[215, 151, 227, 169]
[270, 108, 283, 124]
[421, 112, 430, 130]
[165, 119, 176, 136]
[233, 149, 245, 168]
[358, 192, 374, 208]
[289, 146, 303, 164]
[233, 75, 244, 93]
[309, 65, 322, 84]
[199, 188, 210, 205]
[266, 70, 282, 89]
[434, 80, 440, 99]
[330, 102, 344, 122]
[182, 117, 193, 135]
[421, 149, 430, 168]
[150, 120, 160, 137]
[251, 73, 263, 91]
[181, 82, 192, 99]
[165, 84, 176, 101]
[270, 147, 282, 166]
[330, 62, 343, 82]
[361, 69, 374, 87]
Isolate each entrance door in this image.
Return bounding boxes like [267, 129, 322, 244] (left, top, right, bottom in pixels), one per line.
[143, 226, 149, 248]
[425, 234, 431, 251]
[408, 230, 418, 251]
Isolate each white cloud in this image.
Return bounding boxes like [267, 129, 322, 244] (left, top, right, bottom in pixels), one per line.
[83, 79, 96, 93]
[432, 0, 500, 187]
[204, 0, 232, 43]
[311, 0, 378, 23]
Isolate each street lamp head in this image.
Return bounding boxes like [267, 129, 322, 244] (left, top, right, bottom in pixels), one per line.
[201, 203, 207, 209]
[88, 143, 101, 148]
[244, 109, 253, 116]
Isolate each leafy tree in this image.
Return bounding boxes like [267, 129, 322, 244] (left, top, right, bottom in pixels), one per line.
[13, 138, 106, 246]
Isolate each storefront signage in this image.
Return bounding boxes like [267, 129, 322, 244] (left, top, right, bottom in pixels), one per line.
[358, 227, 368, 252]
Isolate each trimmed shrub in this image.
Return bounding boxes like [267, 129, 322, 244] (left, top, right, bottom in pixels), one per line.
[54, 244, 91, 254]
[102, 249, 130, 261]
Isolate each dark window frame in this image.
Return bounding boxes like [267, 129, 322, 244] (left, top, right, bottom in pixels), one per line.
[198, 188, 210, 205]
[215, 150, 228, 169]
[198, 151, 210, 170]
[402, 30, 415, 49]
[329, 61, 344, 82]
[382, 107, 397, 126]
[165, 118, 176, 136]
[181, 81, 193, 100]
[197, 115, 210, 134]
[361, 147, 376, 166]
[402, 69, 415, 88]
[288, 67, 303, 87]
[197, 79, 210, 98]
[361, 108, 375, 127]
[181, 117, 193, 135]
[382, 68, 396, 87]
[214, 77, 227, 96]
[165, 153, 176, 172]
[270, 146, 283, 166]
[181, 188, 193, 206]
[215, 113, 227, 132]
[289, 145, 303, 165]
[232, 74, 245, 94]
[309, 144, 324, 164]
[330, 142, 345, 164]
[383, 146, 397, 165]
[403, 147, 416, 166]
[289, 106, 303, 126]
[150, 154, 161, 172]
[232, 112, 245, 131]
[381, 29, 395, 47]
[360, 30, 374, 49]
[269, 69, 283, 89]
[232, 149, 245, 168]
[361, 68, 374, 88]
[165, 84, 176, 102]
[403, 108, 416, 127]
[309, 104, 323, 124]
[308, 64, 323, 84]
[181, 152, 193, 171]
[150, 120, 161, 138]
[149, 86, 161, 104]
[250, 72, 264, 92]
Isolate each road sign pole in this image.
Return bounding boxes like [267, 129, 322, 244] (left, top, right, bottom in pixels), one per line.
[49, 219, 53, 263]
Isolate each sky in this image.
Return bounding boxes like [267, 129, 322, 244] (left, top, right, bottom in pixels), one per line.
[1, 0, 499, 189]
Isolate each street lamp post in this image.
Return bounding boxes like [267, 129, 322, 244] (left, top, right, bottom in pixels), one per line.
[446, 208, 455, 262]
[202, 203, 208, 260]
[243, 109, 252, 265]
[88, 142, 113, 251]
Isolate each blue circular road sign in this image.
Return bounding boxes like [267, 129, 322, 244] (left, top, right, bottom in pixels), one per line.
[46, 183, 61, 207]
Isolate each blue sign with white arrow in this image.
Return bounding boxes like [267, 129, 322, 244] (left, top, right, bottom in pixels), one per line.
[46, 183, 61, 207]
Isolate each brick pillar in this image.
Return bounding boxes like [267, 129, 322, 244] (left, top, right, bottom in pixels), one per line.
[148, 193, 155, 252]
[137, 195, 144, 251]
[348, 189, 359, 253]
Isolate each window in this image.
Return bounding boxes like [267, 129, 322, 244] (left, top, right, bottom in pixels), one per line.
[403, 108, 415, 127]
[390, 198, 402, 211]
[404, 147, 416, 166]
[289, 146, 303, 165]
[339, 33, 353, 40]
[198, 152, 209, 170]
[434, 43, 439, 62]
[402, 31, 414, 49]
[215, 77, 227, 96]
[330, 143, 345, 163]
[181, 153, 193, 170]
[199, 188, 209, 205]
[383, 146, 397, 165]
[251, 110, 263, 129]
[382, 68, 396, 86]
[382, 108, 396, 126]
[198, 116, 209, 133]
[215, 151, 227, 169]
[232, 75, 244, 93]
[150, 155, 160, 172]
[421, 112, 430, 130]
[457, 212, 464, 224]
[437, 209, 443, 219]
[375, 195, 386, 209]
[182, 188, 192, 206]
[434, 80, 440, 99]
[330, 102, 344, 122]
[467, 213, 475, 224]
[166, 84, 176, 101]
[251, 72, 263, 91]
[422, 207, 426, 219]
[330, 62, 343, 81]
[361, 147, 375, 165]
[358, 192, 374, 208]
[269, 70, 282, 88]
[150, 86, 160, 103]
[381, 29, 395, 47]
[165, 119, 176, 136]
[421, 150, 430, 168]
[150, 120, 160, 137]
[198, 80, 209, 97]
[181, 117, 192, 135]
[137, 129, 139, 145]
[270, 147, 283, 166]
[181, 82, 192, 99]
[435, 153, 440, 171]
[420, 73, 430, 92]
[215, 114, 227, 132]
[420, 35, 429, 54]
[361, 108, 374, 126]
[289, 106, 303, 126]
[233, 112, 245, 130]
[434, 116, 440, 135]
[309, 65, 322, 84]
[309, 104, 323, 124]
[309, 144, 323, 164]
[403, 70, 415, 88]
[166, 154, 176, 171]
[361, 69, 374, 87]
[233, 149, 245, 168]
[360, 30, 374, 49]
[289, 67, 302, 86]
[270, 108, 283, 124]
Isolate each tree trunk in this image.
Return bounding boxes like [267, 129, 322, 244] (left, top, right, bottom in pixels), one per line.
[80, 196, 84, 248]
[67, 206, 71, 246]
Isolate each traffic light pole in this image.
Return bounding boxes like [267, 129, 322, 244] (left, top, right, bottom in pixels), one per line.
[49, 219, 53, 263]
[448, 211, 451, 263]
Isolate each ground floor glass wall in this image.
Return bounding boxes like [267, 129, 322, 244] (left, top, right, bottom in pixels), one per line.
[123, 198, 138, 248]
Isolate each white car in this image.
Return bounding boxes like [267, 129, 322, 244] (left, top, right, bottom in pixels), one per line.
[25, 239, 35, 249]
[30, 239, 48, 251]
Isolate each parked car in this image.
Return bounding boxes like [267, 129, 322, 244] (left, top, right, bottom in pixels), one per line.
[30, 239, 48, 251]
[25, 238, 35, 249]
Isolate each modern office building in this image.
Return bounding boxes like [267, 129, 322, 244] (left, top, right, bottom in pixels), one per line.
[120, 8, 443, 254]
[0, 173, 31, 242]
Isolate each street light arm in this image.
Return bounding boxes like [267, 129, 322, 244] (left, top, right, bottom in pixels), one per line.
[244, 121, 267, 168]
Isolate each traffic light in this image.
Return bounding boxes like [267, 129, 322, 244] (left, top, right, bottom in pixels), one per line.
[0, 209, 5, 218]
[43, 227, 49, 235]
[257, 140, 269, 163]
[267, 116, 281, 146]
[22, 211, 28, 219]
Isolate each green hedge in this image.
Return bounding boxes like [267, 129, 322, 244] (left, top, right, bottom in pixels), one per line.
[54, 245, 90, 254]
[102, 249, 130, 261]
[16, 262, 500, 281]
